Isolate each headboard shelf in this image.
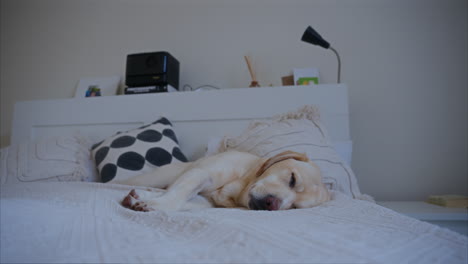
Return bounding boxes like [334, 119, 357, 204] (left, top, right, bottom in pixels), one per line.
[12, 84, 350, 159]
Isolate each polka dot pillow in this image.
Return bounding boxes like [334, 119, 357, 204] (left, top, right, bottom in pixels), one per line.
[91, 117, 188, 183]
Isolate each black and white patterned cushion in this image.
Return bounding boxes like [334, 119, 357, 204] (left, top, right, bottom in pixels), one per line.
[91, 117, 188, 183]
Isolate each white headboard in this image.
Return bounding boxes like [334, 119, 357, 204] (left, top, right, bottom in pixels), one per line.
[12, 84, 350, 160]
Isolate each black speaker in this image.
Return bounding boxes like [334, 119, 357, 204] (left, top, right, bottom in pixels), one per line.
[125, 51, 179, 91]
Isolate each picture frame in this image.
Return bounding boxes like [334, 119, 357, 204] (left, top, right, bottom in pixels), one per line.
[74, 75, 120, 98]
[293, 68, 320, 85]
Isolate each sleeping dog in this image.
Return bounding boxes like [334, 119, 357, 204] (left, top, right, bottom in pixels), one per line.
[119, 150, 330, 211]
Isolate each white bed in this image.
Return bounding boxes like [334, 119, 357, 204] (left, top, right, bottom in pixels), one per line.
[1, 85, 466, 263]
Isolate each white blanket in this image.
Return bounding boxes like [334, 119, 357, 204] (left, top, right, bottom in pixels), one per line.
[1, 182, 466, 263]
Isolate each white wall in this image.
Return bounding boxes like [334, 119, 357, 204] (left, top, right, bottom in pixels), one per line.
[1, 0, 466, 201]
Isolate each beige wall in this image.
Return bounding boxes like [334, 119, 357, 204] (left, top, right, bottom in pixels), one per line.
[1, 0, 466, 201]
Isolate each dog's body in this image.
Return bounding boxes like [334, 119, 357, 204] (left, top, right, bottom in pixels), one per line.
[120, 150, 330, 211]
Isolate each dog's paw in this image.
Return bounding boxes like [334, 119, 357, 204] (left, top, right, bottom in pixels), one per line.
[121, 189, 138, 208]
[132, 201, 153, 212]
[121, 189, 154, 212]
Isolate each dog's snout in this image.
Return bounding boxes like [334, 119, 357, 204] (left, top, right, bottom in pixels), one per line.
[249, 195, 281, 211]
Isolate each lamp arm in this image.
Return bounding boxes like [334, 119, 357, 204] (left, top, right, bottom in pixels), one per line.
[329, 46, 341, 83]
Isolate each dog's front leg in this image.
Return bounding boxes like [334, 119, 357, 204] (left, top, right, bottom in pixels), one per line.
[123, 168, 213, 211]
[153, 168, 212, 210]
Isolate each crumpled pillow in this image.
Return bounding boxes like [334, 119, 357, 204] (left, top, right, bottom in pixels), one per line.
[213, 105, 372, 201]
[0, 134, 97, 185]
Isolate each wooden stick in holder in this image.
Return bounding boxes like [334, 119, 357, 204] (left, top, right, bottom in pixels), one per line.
[244, 56, 260, 87]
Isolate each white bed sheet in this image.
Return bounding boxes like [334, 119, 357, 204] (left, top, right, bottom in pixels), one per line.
[1, 182, 466, 264]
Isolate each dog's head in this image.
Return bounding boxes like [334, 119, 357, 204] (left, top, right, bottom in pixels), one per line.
[244, 151, 330, 211]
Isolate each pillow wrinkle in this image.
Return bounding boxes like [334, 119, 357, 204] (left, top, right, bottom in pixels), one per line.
[308, 119, 328, 140]
[271, 105, 332, 143]
[237, 131, 310, 152]
[259, 132, 327, 146]
[312, 159, 357, 197]
[228, 122, 311, 149]
[226, 123, 271, 148]
[246, 121, 269, 131]
[36, 137, 77, 162]
[322, 176, 338, 190]
[262, 144, 335, 158]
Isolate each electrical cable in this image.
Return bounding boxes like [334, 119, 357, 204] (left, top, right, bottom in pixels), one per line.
[182, 84, 221, 91]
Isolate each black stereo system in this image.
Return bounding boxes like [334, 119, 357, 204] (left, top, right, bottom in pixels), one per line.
[125, 51, 179, 94]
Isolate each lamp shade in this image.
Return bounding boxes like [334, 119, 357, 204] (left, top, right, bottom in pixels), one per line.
[301, 26, 330, 49]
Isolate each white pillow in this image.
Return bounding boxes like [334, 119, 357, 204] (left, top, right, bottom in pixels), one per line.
[0, 134, 97, 185]
[211, 105, 370, 200]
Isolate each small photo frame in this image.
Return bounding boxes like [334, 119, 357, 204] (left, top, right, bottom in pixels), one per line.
[293, 68, 320, 85]
[74, 75, 120, 98]
[85, 85, 102, 97]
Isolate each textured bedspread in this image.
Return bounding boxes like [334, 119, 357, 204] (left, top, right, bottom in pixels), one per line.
[1, 182, 466, 263]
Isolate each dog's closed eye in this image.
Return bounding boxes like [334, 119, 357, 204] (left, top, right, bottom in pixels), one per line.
[289, 173, 296, 188]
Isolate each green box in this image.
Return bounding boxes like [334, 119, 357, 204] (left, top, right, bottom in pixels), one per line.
[297, 77, 319, 85]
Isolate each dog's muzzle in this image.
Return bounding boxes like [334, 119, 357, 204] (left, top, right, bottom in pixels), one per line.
[249, 195, 281, 211]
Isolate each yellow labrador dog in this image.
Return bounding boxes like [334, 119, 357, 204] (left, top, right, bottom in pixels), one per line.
[120, 150, 330, 211]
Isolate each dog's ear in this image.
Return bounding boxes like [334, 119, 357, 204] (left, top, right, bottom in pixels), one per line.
[256, 151, 309, 177]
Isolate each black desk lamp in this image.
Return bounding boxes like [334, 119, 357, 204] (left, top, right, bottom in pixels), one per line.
[301, 26, 341, 83]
